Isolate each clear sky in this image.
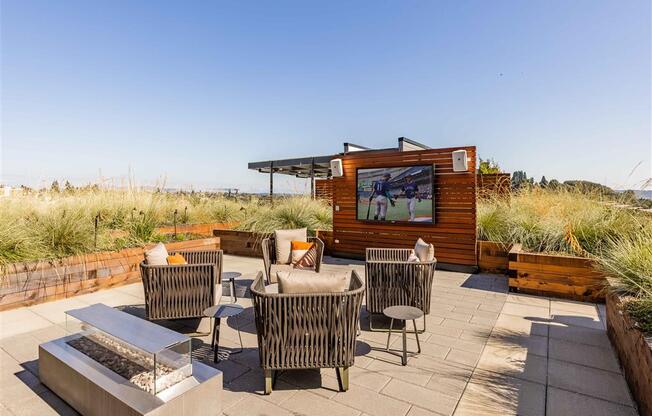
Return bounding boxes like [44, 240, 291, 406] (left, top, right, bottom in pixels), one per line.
[1, 0, 650, 193]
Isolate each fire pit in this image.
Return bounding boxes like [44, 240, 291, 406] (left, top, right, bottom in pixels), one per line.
[39, 303, 222, 416]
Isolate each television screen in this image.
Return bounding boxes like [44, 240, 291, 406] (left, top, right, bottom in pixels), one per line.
[356, 165, 434, 223]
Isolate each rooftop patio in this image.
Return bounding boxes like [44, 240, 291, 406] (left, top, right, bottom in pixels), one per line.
[0, 255, 638, 416]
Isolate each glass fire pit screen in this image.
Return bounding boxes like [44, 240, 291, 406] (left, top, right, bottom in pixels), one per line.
[65, 303, 192, 395]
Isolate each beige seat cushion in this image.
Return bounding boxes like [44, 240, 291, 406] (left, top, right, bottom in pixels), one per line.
[414, 238, 435, 262]
[264, 283, 279, 294]
[145, 243, 169, 266]
[275, 228, 307, 265]
[269, 264, 294, 283]
[277, 270, 351, 294]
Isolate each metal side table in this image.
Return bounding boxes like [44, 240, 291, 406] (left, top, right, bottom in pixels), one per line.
[383, 305, 423, 365]
[203, 303, 244, 363]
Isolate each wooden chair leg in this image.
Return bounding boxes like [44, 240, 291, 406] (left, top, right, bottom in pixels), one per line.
[335, 367, 349, 392]
[264, 369, 273, 395]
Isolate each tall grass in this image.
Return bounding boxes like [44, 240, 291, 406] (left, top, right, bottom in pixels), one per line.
[477, 188, 645, 256]
[0, 188, 332, 267]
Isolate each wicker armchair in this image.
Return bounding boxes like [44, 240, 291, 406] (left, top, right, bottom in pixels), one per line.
[250, 270, 364, 394]
[365, 248, 436, 332]
[261, 237, 324, 284]
[140, 250, 223, 321]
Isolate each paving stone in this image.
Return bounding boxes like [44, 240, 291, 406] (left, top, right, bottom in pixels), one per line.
[332, 383, 411, 416]
[548, 324, 611, 348]
[486, 331, 548, 357]
[547, 359, 633, 406]
[426, 334, 485, 354]
[550, 300, 599, 316]
[549, 313, 605, 331]
[407, 407, 442, 416]
[546, 387, 637, 416]
[476, 344, 547, 384]
[281, 390, 361, 416]
[445, 348, 481, 367]
[366, 358, 434, 386]
[493, 314, 549, 337]
[224, 395, 294, 416]
[506, 294, 550, 308]
[278, 368, 341, 399]
[548, 338, 621, 373]
[382, 378, 458, 415]
[454, 370, 545, 416]
[501, 303, 550, 319]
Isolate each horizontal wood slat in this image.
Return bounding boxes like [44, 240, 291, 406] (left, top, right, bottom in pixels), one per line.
[331, 146, 477, 267]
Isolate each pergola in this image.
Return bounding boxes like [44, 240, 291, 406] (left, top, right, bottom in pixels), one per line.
[248, 155, 335, 201]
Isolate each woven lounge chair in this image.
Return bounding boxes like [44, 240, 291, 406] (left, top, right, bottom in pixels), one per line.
[140, 250, 223, 321]
[261, 237, 324, 284]
[365, 248, 436, 332]
[250, 270, 364, 394]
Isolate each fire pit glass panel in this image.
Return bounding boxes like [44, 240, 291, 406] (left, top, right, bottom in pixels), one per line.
[65, 303, 192, 395]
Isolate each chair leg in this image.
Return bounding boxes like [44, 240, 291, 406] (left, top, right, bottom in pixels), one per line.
[264, 369, 273, 395]
[386, 318, 394, 351]
[413, 319, 421, 353]
[335, 367, 349, 392]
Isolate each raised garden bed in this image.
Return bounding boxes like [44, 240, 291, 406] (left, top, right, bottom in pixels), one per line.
[507, 244, 607, 302]
[0, 237, 220, 311]
[607, 293, 652, 416]
[156, 222, 235, 236]
[213, 229, 264, 257]
[477, 241, 512, 273]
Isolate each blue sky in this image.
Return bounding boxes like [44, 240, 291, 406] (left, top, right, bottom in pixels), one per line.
[1, 0, 650, 192]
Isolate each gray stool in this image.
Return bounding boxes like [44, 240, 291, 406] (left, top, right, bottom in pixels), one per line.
[383, 305, 423, 365]
[203, 303, 244, 363]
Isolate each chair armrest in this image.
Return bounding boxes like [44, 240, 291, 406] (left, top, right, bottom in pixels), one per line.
[261, 238, 275, 284]
[308, 237, 325, 272]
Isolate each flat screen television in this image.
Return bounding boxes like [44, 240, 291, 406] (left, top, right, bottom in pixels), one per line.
[356, 165, 435, 223]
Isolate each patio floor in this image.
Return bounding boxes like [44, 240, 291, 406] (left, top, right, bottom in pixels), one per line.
[0, 255, 639, 416]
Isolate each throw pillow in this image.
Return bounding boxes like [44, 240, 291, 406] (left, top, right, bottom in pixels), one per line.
[167, 253, 187, 265]
[277, 270, 351, 294]
[291, 240, 317, 268]
[414, 238, 435, 262]
[145, 243, 169, 266]
[274, 228, 307, 265]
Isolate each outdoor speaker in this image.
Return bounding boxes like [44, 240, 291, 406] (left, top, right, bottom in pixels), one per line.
[452, 150, 468, 172]
[330, 158, 344, 177]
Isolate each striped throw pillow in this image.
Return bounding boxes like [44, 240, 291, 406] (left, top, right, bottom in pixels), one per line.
[291, 241, 317, 268]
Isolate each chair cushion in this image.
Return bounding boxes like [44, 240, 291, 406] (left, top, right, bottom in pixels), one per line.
[167, 253, 187, 265]
[264, 283, 279, 294]
[407, 251, 420, 263]
[145, 243, 169, 265]
[277, 270, 351, 294]
[274, 228, 307, 265]
[291, 241, 317, 268]
[414, 238, 435, 262]
[269, 264, 294, 283]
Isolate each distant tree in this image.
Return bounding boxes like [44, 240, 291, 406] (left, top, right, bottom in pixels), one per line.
[547, 179, 561, 189]
[478, 158, 502, 174]
[511, 171, 529, 189]
[50, 180, 60, 193]
[64, 180, 75, 193]
[540, 176, 548, 188]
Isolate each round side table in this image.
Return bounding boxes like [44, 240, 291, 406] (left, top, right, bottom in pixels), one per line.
[222, 272, 242, 302]
[203, 303, 244, 363]
[383, 305, 423, 366]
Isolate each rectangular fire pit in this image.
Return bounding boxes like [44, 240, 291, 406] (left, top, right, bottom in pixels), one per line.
[39, 303, 222, 416]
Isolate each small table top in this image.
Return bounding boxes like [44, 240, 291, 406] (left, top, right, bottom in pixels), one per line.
[383, 305, 424, 321]
[223, 272, 242, 281]
[203, 304, 244, 319]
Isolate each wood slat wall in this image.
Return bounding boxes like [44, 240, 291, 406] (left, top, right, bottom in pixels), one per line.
[315, 179, 334, 204]
[331, 146, 477, 269]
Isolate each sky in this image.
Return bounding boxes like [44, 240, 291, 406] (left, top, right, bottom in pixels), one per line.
[1, 0, 650, 193]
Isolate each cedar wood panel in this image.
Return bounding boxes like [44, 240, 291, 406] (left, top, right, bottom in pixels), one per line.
[331, 146, 477, 268]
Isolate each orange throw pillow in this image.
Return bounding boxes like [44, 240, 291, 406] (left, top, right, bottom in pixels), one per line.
[291, 241, 317, 268]
[167, 253, 187, 265]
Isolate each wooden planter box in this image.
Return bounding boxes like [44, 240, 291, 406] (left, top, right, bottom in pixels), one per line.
[477, 241, 511, 273]
[156, 222, 235, 236]
[315, 230, 334, 256]
[0, 237, 220, 311]
[507, 244, 606, 302]
[213, 230, 264, 257]
[607, 293, 652, 416]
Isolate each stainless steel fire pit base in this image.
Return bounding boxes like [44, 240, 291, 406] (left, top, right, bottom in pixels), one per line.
[39, 335, 223, 416]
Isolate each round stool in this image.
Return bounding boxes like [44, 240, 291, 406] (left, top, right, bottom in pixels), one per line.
[222, 272, 242, 302]
[383, 305, 423, 365]
[203, 303, 244, 363]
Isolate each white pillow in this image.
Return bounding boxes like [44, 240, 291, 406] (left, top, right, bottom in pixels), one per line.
[277, 270, 351, 294]
[414, 238, 435, 262]
[145, 243, 169, 265]
[407, 252, 421, 263]
[274, 228, 307, 265]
